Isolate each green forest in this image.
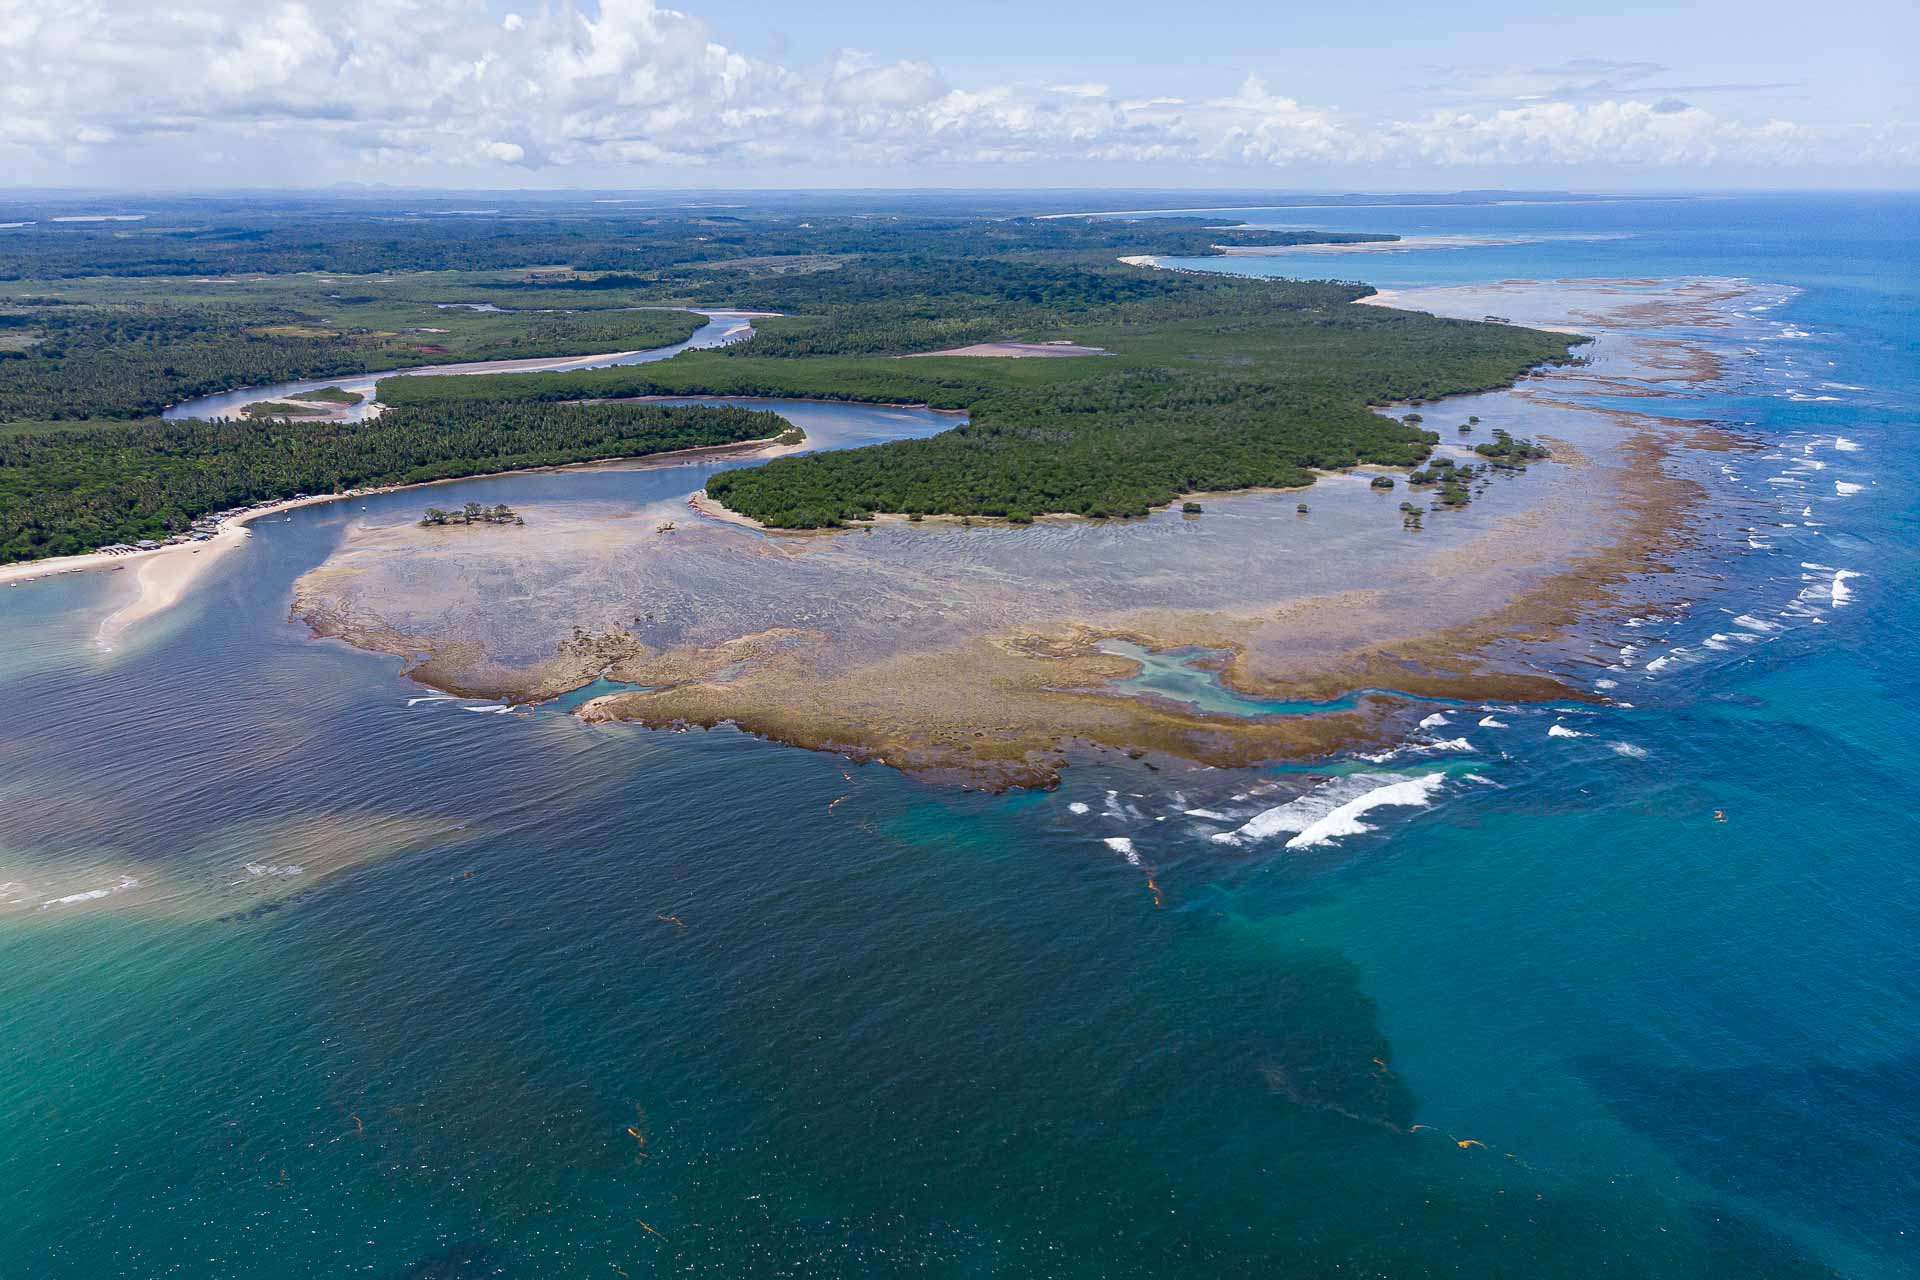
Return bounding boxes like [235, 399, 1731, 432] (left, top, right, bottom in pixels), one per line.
[0, 200, 1389, 280]
[0, 401, 789, 561]
[0, 200, 1580, 557]
[384, 279, 1578, 527]
[0, 301, 702, 421]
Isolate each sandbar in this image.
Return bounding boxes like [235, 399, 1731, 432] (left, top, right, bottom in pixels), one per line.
[4, 430, 801, 646]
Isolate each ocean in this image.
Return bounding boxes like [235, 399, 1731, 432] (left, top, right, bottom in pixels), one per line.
[1, 193, 1913, 1277]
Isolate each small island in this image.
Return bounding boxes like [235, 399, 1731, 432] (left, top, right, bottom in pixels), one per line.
[1474, 428, 1551, 465]
[297, 386, 364, 405]
[421, 501, 523, 527]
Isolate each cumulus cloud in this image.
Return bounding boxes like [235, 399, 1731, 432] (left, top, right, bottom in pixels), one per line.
[0, 0, 1906, 181]
[1391, 100, 1831, 168]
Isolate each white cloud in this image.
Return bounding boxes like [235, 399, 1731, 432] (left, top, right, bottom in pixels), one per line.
[0, 0, 1907, 182]
[1391, 100, 1825, 167]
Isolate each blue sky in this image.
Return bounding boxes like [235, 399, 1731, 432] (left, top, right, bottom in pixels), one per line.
[3, 0, 1913, 188]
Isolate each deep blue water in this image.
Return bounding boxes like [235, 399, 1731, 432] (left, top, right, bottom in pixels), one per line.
[1, 194, 1914, 1278]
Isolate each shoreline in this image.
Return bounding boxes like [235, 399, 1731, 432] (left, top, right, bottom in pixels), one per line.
[4, 429, 804, 641]
[567, 281, 1741, 786]
[244, 273, 1745, 788]
[686, 475, 1330, 535]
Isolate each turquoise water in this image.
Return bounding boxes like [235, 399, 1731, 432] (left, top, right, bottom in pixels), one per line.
[1097, 639, 1474, 717]
[2, 195, 1915, 1277]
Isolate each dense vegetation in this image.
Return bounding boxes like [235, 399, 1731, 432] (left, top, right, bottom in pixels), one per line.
[385, 279, 1578, 527]
[0, 401, 789, 560]
[0, 199, 1580, 557]
[0, 301, 702, 421]
[1475, 429, 1552, 464]
[0, 201, 1388, 280]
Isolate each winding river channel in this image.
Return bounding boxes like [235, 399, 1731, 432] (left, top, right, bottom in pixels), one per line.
[161, 308, 765, 421]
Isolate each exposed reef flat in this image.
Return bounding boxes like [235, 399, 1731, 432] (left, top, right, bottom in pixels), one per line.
[293, 279, 1747, 787]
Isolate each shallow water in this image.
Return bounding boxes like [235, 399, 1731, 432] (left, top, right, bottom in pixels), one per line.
[2, 194, 1916, 1278]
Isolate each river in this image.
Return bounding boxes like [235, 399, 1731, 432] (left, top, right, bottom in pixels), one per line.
[161, 309, 764, 421]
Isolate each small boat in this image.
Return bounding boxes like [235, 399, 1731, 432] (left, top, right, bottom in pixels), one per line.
[656, 520, 676, 532]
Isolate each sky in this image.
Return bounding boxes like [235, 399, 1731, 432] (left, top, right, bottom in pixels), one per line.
[1, 0, 1914, 190]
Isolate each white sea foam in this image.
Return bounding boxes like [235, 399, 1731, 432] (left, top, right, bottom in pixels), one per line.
[1833, 436, 1862, 452]
[1594, 679, 1618, 690]
[1733, 614, 1780, 632]
[244, 862, 304, 878]
[462, 703, 509, 713]
[1102, 836, 1141, 865]
[1547, 724, 1585, 738]
[407, 694, 455, 706]
[1286, 774, 1448, 849]
[1477, 715, 1509, 729]
[1416, 712, 1451, 730]
[1184, 808, 1234, 821]
[40, 875, 139, 909]
[1831, 569, 1860, 606]
[1211, 770, 1449, 850]
[1210, 777, 1365, 845]
[1418, 737, 1474, 753]
[1067, 802, 1090, 815]
[1643, 656, 1675, 675]
[1834, 481, 1864, 496]
[1610, 742, 1649, 758]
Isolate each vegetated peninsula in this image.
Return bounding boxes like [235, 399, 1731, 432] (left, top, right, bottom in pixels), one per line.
[0, 193, 1626, 787]
[0, 210, 1412, 562]
[384, 276, 1580, 527]
[0, 401, 794, 559]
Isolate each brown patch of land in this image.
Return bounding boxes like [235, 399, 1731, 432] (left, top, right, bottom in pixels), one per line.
[576, 407, 1694, 789]
[903, 341, 1108, 358]
[291, 277, 1744, 789]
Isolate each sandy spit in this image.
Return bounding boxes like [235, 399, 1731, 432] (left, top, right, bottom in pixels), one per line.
[4, 431, 801, 646]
